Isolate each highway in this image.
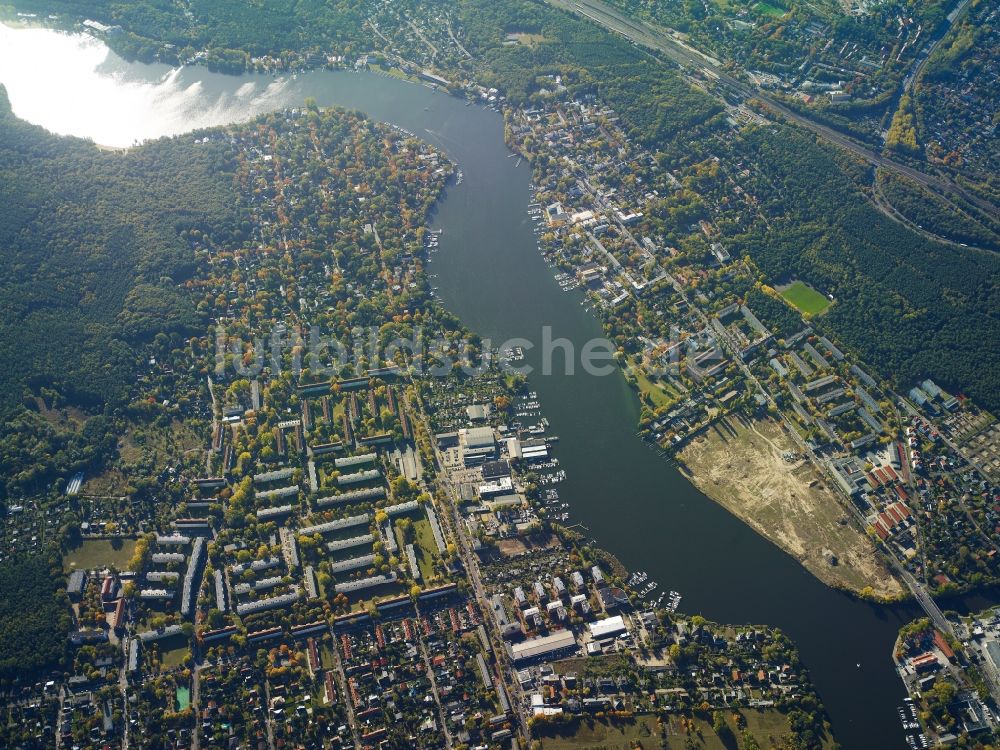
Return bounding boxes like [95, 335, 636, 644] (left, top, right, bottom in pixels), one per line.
[545, 0, 998, 219]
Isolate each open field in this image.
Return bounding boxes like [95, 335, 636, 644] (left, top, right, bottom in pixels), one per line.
[497, 532, 561, 557]
[347, 581, 406, 610]
[754, 1, 788, 17]
[535, 714, 659, 750]
[412, 516, 440, 580]
[86, 418, 204, 494]
[535, 710, 833, 750]
[678, 415, 904, 598]
[152, 635, 190, 669]
[778, 280, 832, 316]
[63, 538, 137, 572]
[118, 418, 204, 468]
[505, 31, 549, 46]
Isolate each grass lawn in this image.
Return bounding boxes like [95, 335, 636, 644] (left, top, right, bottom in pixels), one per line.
[628, 358, 681, 410]
[320, 643, 336, 670]
[536, 714, 659, 750]
[553, 654, 630, 678]
[63, 538, 137, 572]
[412, 517, 440, 580]
[754, 1, 787, 16]
[370, 63, 420, 83]
[391, 510, 439, 582]
[506, 31, 548, 46]
[331, 399, 346, 423]
[118, 419, 203, 471]
[779, 280, 832, 316]
[537, 710, 830, 750]
[347, 581, 406, 610]
[148, 634, 190, 669]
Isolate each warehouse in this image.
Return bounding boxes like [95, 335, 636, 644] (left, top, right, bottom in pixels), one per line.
[588, 615, 628, 641]
[509, 629, 577, 664]
[460, 426, 497, 465]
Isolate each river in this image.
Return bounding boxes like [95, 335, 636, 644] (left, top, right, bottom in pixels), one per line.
[0, 21, 937, 749]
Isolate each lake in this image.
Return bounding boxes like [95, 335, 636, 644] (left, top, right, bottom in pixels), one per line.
[0, 20, 938, 748]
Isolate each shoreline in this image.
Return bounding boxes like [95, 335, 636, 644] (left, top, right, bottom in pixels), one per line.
[676, 413, 907, 601]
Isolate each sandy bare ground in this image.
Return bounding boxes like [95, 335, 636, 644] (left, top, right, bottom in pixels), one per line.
[679, 415, 904, 599]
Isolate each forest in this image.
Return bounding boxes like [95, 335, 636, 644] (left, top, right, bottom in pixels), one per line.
[876, 169, 1000, 250]
[0, 552, 70, 681]
[0, 85, 239, 415]
[0, 85, 242, 496]
[7, 0, 369, 70]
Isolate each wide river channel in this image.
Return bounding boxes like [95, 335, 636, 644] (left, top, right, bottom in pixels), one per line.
[5, 20, 994, 749]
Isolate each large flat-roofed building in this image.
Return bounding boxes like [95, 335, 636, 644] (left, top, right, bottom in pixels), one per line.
[337, 469, 381, 486]
[508, 629, 577, 664]
[334, 453, 378, 471]
[460, 426, 497, 465]
[588, 615, 627, 641]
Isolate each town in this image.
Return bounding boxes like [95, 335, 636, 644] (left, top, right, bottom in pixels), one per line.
[0, 0, 997, 747]
[0, 101, 830, 750]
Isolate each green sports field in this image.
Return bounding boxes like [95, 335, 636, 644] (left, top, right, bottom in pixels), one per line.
[779, 280, 832, 316]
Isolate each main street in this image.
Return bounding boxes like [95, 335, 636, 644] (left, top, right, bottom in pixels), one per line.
[414, 599, 455, 749]
[545, 0, 998, 219]
[409, 391, 533, 743]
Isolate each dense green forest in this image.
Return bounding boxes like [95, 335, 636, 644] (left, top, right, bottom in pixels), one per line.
[6, 0, 368, 70]
[0, 552, 70, 680]
[0, 85, 241, 494]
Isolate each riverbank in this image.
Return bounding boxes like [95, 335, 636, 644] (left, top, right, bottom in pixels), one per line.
[677, 414, 905, 600]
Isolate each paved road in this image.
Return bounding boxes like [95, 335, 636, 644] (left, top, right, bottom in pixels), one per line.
[263, 680, 276, 750]
[190, 664, 201, 750]
[545, 0, 998, 219]
[414, 602, 455, 749]
[118, 638, 130, 750]
[326, 626, 363, 749]
[902, 0, 973, 95]
[410, 394, 533, 743]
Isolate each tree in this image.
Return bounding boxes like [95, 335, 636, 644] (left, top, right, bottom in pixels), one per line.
[205, 609, 225, 629]
[397, 518, 415, 543]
